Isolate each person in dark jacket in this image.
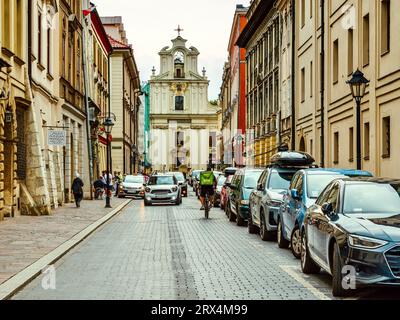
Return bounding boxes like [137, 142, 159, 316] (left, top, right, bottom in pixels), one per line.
[72, 173, 84, 208]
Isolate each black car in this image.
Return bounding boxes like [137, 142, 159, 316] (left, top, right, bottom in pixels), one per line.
[301, 177, 400, 297]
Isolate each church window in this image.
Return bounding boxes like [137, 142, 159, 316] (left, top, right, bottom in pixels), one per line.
[174, 50, 185, 78]
[175, 96, 184, 111]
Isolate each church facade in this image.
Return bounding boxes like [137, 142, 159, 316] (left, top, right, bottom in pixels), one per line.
[149, 33, 219, 173]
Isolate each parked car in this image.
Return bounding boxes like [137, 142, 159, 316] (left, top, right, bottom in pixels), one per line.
[165, 172, 188, 197]
[226, 168, 264, 226]
[220, 175, 233, 211]
[248, 167, 299, 240]
[301, 177, 400, 297]
[144, 175, 182, 206]
[248, 151, 316, 241]
[118, 175, 146, 198]
[214, 175, 227, 207]
[278, 169, 373, 258]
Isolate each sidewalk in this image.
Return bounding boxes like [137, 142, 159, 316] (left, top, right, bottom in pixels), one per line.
[0, 197, 130, 286]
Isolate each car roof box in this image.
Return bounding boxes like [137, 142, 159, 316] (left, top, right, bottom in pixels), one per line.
[224, 167, 238, 177]
[270, 151, 315, 167]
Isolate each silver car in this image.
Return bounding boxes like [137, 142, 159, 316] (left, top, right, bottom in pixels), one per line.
[118, 175, 146, 198]
[144, 175, 182, 206]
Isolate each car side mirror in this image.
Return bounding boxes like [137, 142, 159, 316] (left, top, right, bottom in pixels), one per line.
[257, 183, 265, 191]
[291, 189, 300, 200]
[321, 203, 334, 216]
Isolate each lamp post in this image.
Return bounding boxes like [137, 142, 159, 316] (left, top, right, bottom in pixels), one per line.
[103, 116, 114, 208]
[347, 69, 370, 170]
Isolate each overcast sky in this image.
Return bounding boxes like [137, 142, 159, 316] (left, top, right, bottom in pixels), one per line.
[94, 0, 251, 100]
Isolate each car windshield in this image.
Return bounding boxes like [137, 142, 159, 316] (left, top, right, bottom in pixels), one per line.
[148, 176, 175, 186]
[218, 176, 227, 186]
[243, 171, 263, 189]
[124, 176, 144, 184]
[307, 174, 343, 198]
[168, 173, 185, 182]
[343, 184, 400, 214]
[268, 172, 295, 190]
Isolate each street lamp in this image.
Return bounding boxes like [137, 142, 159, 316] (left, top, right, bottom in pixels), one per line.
[103, 116, 114, 208]
[347, 69, 370, 170]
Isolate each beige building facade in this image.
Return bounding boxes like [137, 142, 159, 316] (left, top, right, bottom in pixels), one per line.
[59, 0, 91, 201]
[294, 0, 400, 177]
[102, 17, 141, 175]
[1, 0, 30, 219]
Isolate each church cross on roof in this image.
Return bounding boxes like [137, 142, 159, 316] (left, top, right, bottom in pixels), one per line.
[174, 25, 184, 37]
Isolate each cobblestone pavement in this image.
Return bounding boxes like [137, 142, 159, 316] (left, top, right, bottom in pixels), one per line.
[0, 197, 127, 285]
[13, 192, 399, 300]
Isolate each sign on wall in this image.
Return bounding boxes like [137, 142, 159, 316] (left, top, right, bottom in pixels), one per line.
[48, 130, 67, 146]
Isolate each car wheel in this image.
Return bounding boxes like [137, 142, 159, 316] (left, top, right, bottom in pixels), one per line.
[260, 212, 275, 241]
[248, 212, 259, 234]
[332, 243, 353, 297]
[277, 218, 290, 249]
[290, 225, 302, 259]
[300, 231, 320, 274]
[236, 211, 245, 227]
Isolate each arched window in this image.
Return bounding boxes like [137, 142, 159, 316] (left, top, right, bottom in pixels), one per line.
[174, 51, 184, 78]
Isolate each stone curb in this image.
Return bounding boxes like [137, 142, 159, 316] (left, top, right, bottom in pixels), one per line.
[0, 199, 132, 300]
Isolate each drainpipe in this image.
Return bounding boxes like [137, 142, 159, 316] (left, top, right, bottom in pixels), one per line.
[291, 0, 296, 151]
[320, 0, 325, 167]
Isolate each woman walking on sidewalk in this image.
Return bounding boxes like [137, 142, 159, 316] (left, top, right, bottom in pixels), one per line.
[72, 173, 84, 208]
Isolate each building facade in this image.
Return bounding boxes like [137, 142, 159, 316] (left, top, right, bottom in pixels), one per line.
[59, 0, 91, 201]
[83, 7, 112, 182]
[220, 4, 248, 168]
[237, 0, 282, 167]
[1, 0, 31, 219]
[101, 16, 141, 175]
[149, 34, 219, 172]
[28, 0, 63, 213]
[294, 0, 400, 177]
[142, 82, 151, 172]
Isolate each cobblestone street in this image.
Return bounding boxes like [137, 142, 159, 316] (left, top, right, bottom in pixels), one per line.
[12, 192, 399, 300]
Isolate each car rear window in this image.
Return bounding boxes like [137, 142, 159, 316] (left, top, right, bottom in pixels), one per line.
[243, 171, 263, 189]
[268, 172, 296, 190]
[344, 183, 400, 214]
[307, 174, 344, 198]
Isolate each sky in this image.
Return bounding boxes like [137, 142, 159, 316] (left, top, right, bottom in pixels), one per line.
[94, 0, 251, 100]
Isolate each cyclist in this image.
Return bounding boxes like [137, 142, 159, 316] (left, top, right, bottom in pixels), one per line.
[199, 165, 216, 211]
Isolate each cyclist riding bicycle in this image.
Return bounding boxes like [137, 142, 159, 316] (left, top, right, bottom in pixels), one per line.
[199, 165, 216, 211]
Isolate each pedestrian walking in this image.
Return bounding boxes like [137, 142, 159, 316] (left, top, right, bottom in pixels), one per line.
[72, 173, 84, 208]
